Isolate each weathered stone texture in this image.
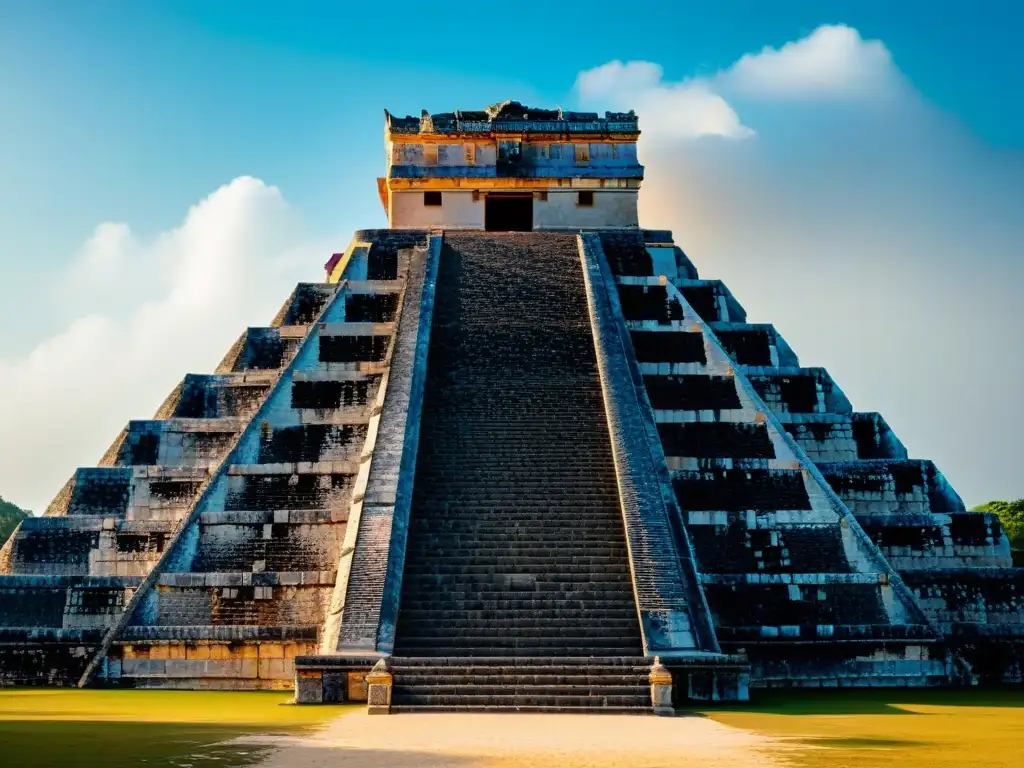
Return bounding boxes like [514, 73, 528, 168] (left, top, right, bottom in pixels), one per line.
[605, 228, 1020, 688]
[3, 222, 1020, 698]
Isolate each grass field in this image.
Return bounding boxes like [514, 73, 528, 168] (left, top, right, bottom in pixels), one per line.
[698, 688, 1024, 768]
[0, 688, 348, 768]
[1, 687, 1021, 767]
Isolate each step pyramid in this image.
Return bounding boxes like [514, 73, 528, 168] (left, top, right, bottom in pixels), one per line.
[2, 228, 1020, 704]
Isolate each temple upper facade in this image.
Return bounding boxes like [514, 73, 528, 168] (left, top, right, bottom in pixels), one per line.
[380, 100, 643, 231]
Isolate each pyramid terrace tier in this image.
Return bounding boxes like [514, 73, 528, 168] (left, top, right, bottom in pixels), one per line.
[92, 243, 424, 689]
[0, 575, 140, 685]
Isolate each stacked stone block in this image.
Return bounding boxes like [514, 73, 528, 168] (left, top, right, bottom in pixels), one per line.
[0, 234, 423, 688]
[94, 238, 427, 689]
[600, 230, 950, 687]
[598, 228, 1022, 687]
[0, 275, 335, 683]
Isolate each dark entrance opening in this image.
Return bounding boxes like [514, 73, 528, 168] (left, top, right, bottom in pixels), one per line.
[485, 194, 533, 231]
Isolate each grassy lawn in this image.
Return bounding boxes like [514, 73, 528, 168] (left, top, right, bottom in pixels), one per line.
[3, 687, 1021, 767]
[696, 688, 1024, 768]
[0, 688, 350, 768]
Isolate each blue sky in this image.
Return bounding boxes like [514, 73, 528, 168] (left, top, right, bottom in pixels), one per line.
[1, 1, 1022, 511]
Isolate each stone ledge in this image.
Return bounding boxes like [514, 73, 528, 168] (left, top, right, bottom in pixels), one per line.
[319, 322, 394, 337]
[0, 575, 141, 588]
[156, 571, 336, 588]
[718, 623, 936, 643]
[227, 461, 359, 476]
[119, 625, 318, 641]
[0, 627, 106, 642]
[197, 509, 343, 525]
[700, 572, 887, 585]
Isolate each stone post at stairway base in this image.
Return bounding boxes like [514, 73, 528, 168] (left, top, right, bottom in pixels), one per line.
[294, 669, 324, 704]
[365, 658, 393, 715]
[649, 656, 674, 715]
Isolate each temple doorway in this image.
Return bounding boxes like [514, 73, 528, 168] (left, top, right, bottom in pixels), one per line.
[485, 193, 533, 231]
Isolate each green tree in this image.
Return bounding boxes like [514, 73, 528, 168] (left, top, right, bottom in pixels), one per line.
[0, 496, 30, 546]
[970, 499, 1024, 553]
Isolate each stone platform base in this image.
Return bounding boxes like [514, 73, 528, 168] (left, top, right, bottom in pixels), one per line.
[294, 653, 752, 709]
[663, 653, 751, 704]
[293, 655, 381, 704]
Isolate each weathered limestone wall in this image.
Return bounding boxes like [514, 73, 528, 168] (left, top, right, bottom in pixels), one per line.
[0, 574, 137, 685]
[387, 139, 639, 175]
[599, 230, 947, 688]
[390, 191, 482, 229]
[533, 190, 639, 229]
[904, 568, 1023, 683]
[605, 227, 1023, 688]
[389, 189, 640, 230]
[0, 269, 391, 687]
[579, 232, 720, 657]
[81, 235, 430, 690]
[115, 637, 317, 690]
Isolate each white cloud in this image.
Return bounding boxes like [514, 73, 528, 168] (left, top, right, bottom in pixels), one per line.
[0, 177, 326, 512]
[723, 24, 898, 99]
[575, 24, 900, 140]
[574, 26, 1024, 507]
[574, 61, 754, 140]
[575, 60, 663, 100]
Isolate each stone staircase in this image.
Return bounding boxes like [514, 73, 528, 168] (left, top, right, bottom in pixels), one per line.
[391, 233, 649, 711]
[389, 657, 650, 712]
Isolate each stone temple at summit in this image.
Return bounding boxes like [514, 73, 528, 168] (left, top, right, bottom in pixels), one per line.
[1, 100, 1021, 711]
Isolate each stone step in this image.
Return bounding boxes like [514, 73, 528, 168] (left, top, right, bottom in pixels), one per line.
[403, 541, 626, 551]
[396, 626, 641, 639]
[397, 608, 637, 621]
[392, 683, 645, 696]
[411, 494, 621, 504]
[407, 518, 626, 530]
[408, 513, 626, 523]
[393, 672, 648, 685]
[393, 635, 640, 648]
[397, 599, 637, 611]
[402, 563, 631, 575]
[403, 546, 627, 557]
[389, 704, 650, 714]
[389, 693, 648, 707]
[409, 508, 624, 518]
[388, 655, 648, 668]
[400, 582, 633, 594]
[402, 561, 632, 575]
[398, 604, 637, 616]
[414, 489, 619, 499]
[405, 524, 625, 533]
[397, 615, 641, 628]
[395, 627, 641, 641]
[393, 646, 642, 658]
